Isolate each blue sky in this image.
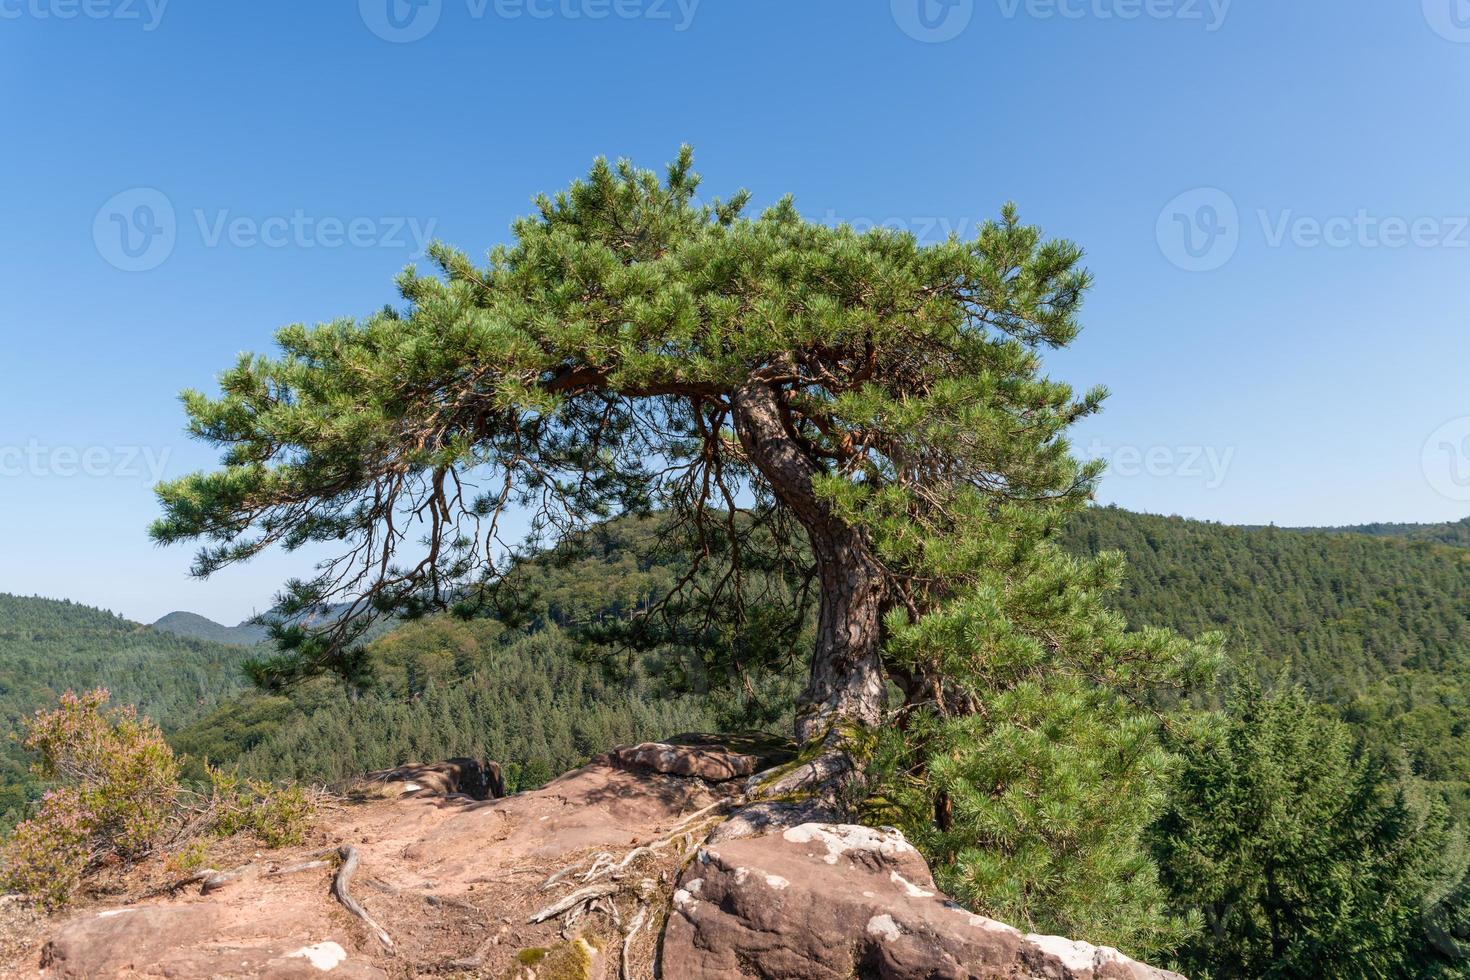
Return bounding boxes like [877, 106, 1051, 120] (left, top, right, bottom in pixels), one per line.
[2, 0, 1469, 624]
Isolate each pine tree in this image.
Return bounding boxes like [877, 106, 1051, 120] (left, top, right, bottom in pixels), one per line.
[150, 148, 1113, 764]
[1151, 677, 1461, 978]
[148, 149, 1218, 948]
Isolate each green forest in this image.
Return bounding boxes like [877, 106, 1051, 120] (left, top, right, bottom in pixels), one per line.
[0, 594, 251, 821]
[8, 505, 1470, 974]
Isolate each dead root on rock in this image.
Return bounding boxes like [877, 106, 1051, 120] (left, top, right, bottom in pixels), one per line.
[332, 845, 393, 950]
[161, 843, 395, 953]
[527, 798, 732, 979]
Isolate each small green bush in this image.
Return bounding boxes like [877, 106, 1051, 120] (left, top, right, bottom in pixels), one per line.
[204, 766, 313, 848]
[0, 690, 180, 907]
[0, 689, 315, 908]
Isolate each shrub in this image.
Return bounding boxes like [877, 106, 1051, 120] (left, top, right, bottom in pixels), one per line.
[1, 689, 314, 908]
[0, 788, 93, 910]
[204, 766, 313, 848]
[163, 840, 209, 875]
[0, 689, 179, 907]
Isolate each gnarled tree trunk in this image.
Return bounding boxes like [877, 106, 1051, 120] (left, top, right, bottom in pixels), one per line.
[731, 382, 889, 745]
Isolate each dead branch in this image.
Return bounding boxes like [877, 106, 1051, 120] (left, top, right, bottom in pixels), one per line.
[332, 846, 393, 949]
[621, 906, 647, 980]
[527, 881, 620, 924]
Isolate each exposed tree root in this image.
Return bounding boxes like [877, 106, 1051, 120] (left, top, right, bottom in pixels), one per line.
[528, 882, 620, 924]
[332, 845, 393, 950]
[525, 795, 732, 975]
[620, 906, 647, 980]
[155, 848, 339, 899]
[200, 865, 252, 895]
[269, 858, 331, 877]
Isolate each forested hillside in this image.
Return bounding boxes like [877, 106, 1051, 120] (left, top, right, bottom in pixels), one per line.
[171, 516, 785, 790]
[10, 506, 1470, 815]
[1283, 515, 1470, 549]
[172, 622, 727, 792]
[0, 595, 252, 823]
[150, 611, 269, 646]
[1063, 507, 1470, 812]
[156, 507, 1470, 821]
[9, 508, 1470, 970]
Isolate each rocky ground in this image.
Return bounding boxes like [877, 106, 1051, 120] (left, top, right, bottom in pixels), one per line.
[1, 735, 1183, 979]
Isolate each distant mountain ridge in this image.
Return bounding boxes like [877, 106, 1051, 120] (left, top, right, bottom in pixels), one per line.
[151, 611, 269, 646]
[152, 606, 399, 648]
[0, 593, 255, 824]
[1282, 516, 1470, 549]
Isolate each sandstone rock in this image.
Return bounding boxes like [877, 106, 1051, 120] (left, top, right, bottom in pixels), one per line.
[359, 757, 505, 799]
[607, 741, 761, 782]
[11, 756, 721, 978]
[37, 905, 386, 978]
[705, 800, 839, 844]
[11, 751, 1183, 980]
[662, 822, 1185, 980]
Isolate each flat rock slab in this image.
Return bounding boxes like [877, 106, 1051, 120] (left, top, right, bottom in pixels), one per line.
[38, 905, 386, 979]
[662, 822, 1186, 980]
[13, 757, 723, 979]
[607, 741, 762, 782]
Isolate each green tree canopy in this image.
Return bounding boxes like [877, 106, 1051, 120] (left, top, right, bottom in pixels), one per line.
[1151, 676, 1463, 978]
[151, 147, 1105, 747]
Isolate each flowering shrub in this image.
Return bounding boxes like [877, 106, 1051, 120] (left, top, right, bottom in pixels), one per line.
[0, 690, 179, 906]
[0, 689, 314, 908]
[1, 788, 93, 910]
[20, 689, 180, 857]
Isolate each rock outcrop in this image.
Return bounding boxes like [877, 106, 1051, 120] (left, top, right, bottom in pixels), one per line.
[358, 757, 505, 800]
[606, 733, 772, 783]
[663, 823, 1182, 980]
[7, 737, 1183, 979]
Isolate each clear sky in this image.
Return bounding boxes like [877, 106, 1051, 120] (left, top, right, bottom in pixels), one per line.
[2, 0, 1468, 624]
